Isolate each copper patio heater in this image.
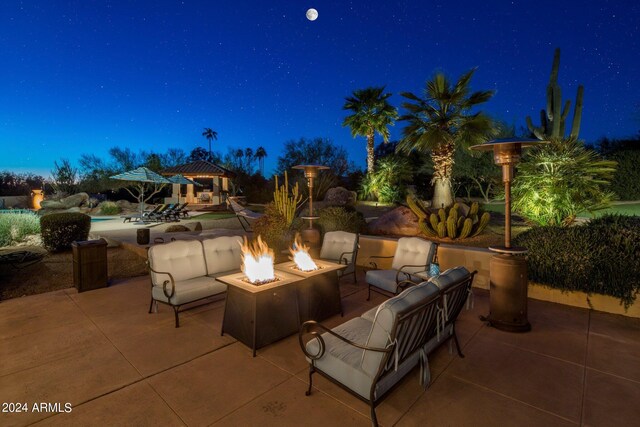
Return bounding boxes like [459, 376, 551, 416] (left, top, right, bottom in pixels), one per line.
[293, 164, 329, 251]
[470, 137, 547, 332]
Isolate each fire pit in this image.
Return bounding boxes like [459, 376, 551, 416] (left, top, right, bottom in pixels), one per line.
[219, 235, 345, 356]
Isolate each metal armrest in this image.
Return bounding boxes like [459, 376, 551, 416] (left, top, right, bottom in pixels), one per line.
[299, 320, 392, 361]
[337, 250, 355, 265]
[368, 255, 394, 269]
[147, 263, 176, 299]
[395, 264, 427, 283]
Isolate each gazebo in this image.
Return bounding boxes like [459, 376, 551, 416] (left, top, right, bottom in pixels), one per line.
[161, 160, 236, 206]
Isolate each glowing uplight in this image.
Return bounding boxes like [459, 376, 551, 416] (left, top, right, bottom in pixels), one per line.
[241, 236, 276, 284]
[289, 233, 318, 272]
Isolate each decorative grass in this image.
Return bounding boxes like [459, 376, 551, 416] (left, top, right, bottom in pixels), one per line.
[0, 212, 41, 247]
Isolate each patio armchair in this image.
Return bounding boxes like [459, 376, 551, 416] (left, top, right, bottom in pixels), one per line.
[365, 237, 437, 300]
[299, 266, 476, 426]
[319, 231, 359, 283]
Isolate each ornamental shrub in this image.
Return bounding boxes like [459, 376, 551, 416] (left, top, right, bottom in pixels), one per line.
[99, 201, 121, 215]
[316, 206, 366, 236]
[252, 202, 291, 253]
[40, 212, 91, 252]
[0, 212, 41, 247]
[513, 215, 640, 308]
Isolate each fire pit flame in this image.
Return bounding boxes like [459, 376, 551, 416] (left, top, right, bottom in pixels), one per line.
[289, 233, 319, 272]
[241, 236, 276, 284]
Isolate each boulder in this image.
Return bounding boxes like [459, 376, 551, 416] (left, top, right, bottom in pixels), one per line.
[324, 187, 355, 206]
[367, 206, 420, 236]
[40, 200, 65, 209]
[59, 192, 90, 209]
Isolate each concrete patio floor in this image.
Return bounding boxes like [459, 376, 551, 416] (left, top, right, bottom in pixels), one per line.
[1, 271, 639, 426]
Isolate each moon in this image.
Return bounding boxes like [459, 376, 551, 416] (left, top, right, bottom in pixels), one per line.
[306, 8, 318, 21]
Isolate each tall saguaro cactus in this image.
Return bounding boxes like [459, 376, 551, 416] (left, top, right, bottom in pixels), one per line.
[526, 48, 584, 140]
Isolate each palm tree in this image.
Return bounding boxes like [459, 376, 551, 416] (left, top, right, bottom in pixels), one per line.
[342, 86, 398, 174]
[397, 69, 496, 208]
[255, 146, 267, 176]
[202, 128, 218, 157]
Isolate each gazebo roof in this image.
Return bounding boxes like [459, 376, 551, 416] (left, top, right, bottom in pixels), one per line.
[161, 160, 236, 178]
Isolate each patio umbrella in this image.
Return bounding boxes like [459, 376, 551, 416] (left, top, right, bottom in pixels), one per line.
[167, 174, 202, 203]
[110, 167, 172, 223]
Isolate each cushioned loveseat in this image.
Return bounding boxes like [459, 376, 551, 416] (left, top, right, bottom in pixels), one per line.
[147, 236, 243, 327]
[299, 266, 475, 426]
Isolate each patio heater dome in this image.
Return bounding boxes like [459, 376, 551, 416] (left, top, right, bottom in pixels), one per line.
[293, 164, 329, 250]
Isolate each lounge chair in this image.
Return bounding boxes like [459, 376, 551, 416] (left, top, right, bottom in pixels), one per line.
[299, 266, 476, 426]
[365, 237, 437, 300]
[121, 205, 163, 223]
[228, 197, 264, 232]
[147, 204, 173, 222]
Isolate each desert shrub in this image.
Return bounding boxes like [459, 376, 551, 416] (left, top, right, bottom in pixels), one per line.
[316, 206, 366, 235]
[608, 149, 640, 200]
[165, 224, 190, 233]
[0, 212, 41, 247]
[99, 201, 121, 215]
[40, 212, 91, 252]
[252, 203, 291, 252]
[513, 215, 640, 307]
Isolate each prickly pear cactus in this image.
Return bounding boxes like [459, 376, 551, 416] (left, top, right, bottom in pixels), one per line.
[407, 195, 491, 240]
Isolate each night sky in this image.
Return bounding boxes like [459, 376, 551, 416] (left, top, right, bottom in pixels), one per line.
[1, 0, 638, 177]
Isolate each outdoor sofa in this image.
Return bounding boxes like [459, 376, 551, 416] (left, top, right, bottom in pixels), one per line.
[300, 266, 475, 426]
[147, 235, 243, 327]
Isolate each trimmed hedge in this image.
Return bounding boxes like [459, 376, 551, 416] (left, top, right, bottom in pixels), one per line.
[40, 212, 91, 252]
[513, 215, 640, 307]
[609, 149, 640, 200]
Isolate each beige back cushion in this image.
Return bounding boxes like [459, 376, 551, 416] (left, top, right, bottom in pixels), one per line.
[391, 237, 435, 273]
[202, 236, 244, 275]
[320, 231, 357, 264]
[361, 281, 439, 376]
[149, 240, 207, 285]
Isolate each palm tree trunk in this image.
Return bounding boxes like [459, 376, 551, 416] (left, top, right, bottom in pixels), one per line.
[431, 142, 455, 209]
[366, 133, 375, 174]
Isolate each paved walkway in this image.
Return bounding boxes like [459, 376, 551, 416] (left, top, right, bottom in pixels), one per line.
[1, 273, 639, 426]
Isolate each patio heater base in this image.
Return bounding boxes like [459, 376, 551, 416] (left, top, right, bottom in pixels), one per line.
[300, 228, 321, 256]
[483, 254, 531, 333]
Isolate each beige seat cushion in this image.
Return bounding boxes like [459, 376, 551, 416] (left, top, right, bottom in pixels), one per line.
[151, 276, 227, 305]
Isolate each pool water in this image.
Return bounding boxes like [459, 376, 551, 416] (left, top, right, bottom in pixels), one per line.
[91, 217, 113, 222]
